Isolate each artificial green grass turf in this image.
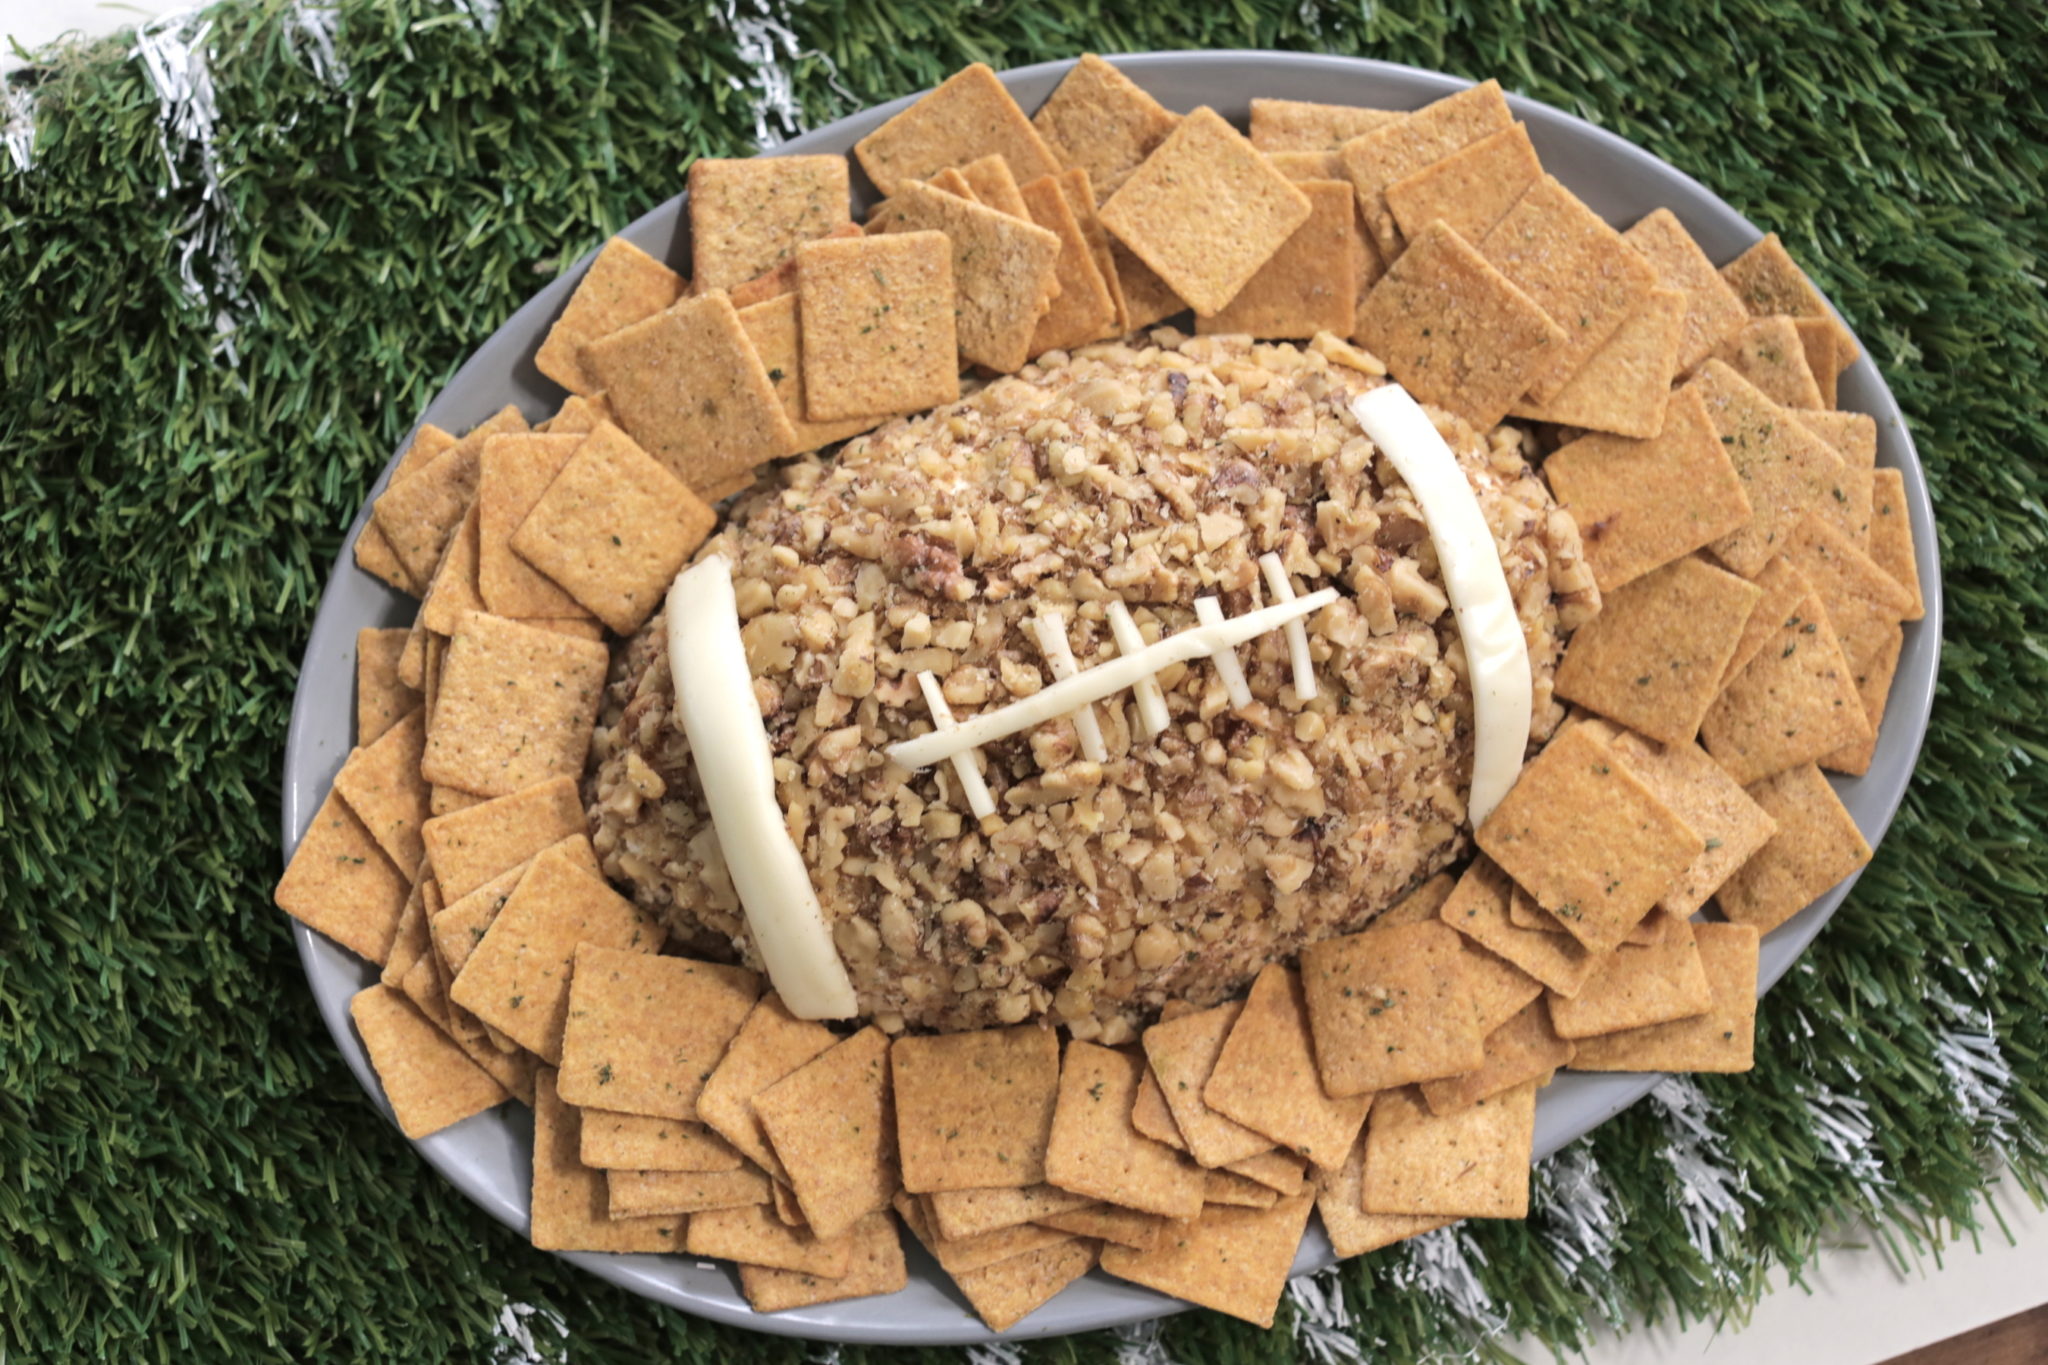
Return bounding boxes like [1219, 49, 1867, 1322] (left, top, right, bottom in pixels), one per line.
[2, 0, 2045, 1360]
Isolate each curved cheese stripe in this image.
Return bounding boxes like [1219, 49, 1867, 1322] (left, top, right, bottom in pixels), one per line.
[1348, 384, 1532, 829]
[1032, 611, 1109, 763]
[666, 556, 858, 1020]
[915, 670, 995, 819]
[887, 589, 1337, 771]
[1258, 552, 1318, 702]
[1106, 601, 1171, 738]
[1193, 597, 1254, 709]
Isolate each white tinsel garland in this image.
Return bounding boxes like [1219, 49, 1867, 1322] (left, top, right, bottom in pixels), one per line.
[490, 1300, 567, 1365]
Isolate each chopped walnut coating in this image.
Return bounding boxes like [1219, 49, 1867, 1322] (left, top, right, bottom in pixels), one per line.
[587, 331, 1584, 1035]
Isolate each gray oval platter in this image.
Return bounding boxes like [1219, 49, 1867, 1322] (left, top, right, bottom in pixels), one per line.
[280, 50, 1943, 1347]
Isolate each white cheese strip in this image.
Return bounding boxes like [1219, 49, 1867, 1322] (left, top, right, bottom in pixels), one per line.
[1106, 601, 1171, 738]
[916, 670, 996, 819]
[1032, 610, 1108, 763]
[888, 589, 1337, 771]
[1192, 597, 1254, 710]
[1348, 384, 1531, 828]
[666, 556, 858, 1020]
[1258, 553, 1318, 702]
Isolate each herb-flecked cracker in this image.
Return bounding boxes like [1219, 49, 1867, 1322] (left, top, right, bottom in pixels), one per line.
[1823, 620, 1903, 776]
[854, 62, 1060, 197]
[1203, 964, 1373, 1172]
[275, 788, 408, 962]
[1131, 1064, 1186, 1150]
[509, 421, 717, 634]
[1476, 723, 1704, 953]
[754, 1026, 898, 1240]
[738, 1211, 908, 1314]
[1438, 858, 1597, 998]
[1701, 592, 1870, 785]
[1795, 318, 1840, 407]
[448, 838, 665, 1061]
[1553, 556, 1763, 745]
[1721, 232, 1860, 365]
[1688, 361, 1848, 578]
[580, 1110, 744, 1172]
[528, 1068, 684, 1253]
[696, 994, 840, 1182]
[1043, 1042, 1205, 1219]
[607, 1165, 772, 1217]
[1202, 1168, 1280, 1208]
[928, 1183, 1096, 1241]
[688, 155, 851, 293]
[1712, 314, 1826, 409]
[686, 1201, 853, 1278]
[1019, 175, 1120, 355]
[539, 392, 613, 435]
[1359, 1083, 1536, 1219]
[1227, 1150, 1309, 1196]
[419, 774, 583, 902]
[1143, 1000, 1280, 1168]
[555, 945, 762, 1119]
[1336, 80, 1514, 258]
[332, 706, 433, 875]
[1379, 872, 1458, 928]
[1109, 238, 1188, 331]
[1039, 1203, 1169, 1251]
[1604, 729, 1779, 917]
[957, 154, 1029, 219]
[357, 627, 422, 744]
[1099, 106, 1312, 317]
[350, 984, 507, 1138]
[1570, 923, 1760, 1073]
[1031, 55, 1180, 202]
[892, 1024, 1060, 1193]
[354, 424, 456, 592]
[1715, 763, 1872, 932]
[1053, 169, 1133, 332]
[1779, 513, 1916, 676]
[795, 230, 960, 421]
[416, 501, 487, 639]
[534, 237, 684, 396]
[1298, 920, 1485, 1096]
[940, 1235, 1101, 1333]
[1541, 388, 1750, 592]
[729, 222, 863, 310]
[894, 1192, 1077, 1276]
[419, 611, 609, 798]
[736, 294, 888, 455]
[1354, 218, 1566, 431]
[1100, 1194, 1315, 1329]
[873, 179, 1063, 372]
[1315, 1131, 1451, 1258]
[1420, 999, 1573, 1115]
[1250, 98, 1401, 151]
[1721, 556, 1814, 686]
[1478, 174, 1659, 401]
[1622, 208, 1751, 371]
[475, 433, 589, 619]
[1384, 122, 1542, 247]
[1511, 287, 1686, 438]
[381, 861, 432, 990]
[370, 405, 528, 588]
[584, 291, 797, 495]
[1195, 179, 1358, 340]
[1547, 916, 1713, 1039]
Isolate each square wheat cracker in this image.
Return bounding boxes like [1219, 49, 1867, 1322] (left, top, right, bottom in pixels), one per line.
[1018, 175, 1120, 355]
[1099, 106, 1312, 317]
[416, 502, 488, 639]
[924, 166, 979, 203]
[737, 294, 890, 459]
[419, 610, 609, 798]
[1687, 361, 1847, 577]
[1203, 964, 1372, 1171]
[1511, 287, 1686, 438]
[555, 945, 761, 1118]
[956, 154, 1029, 218]
[1250, 97, 1400, 151]
[1716, 763, 1872, 932]
[1355, 218, 1565, 430]
[1043, 1042, 1204, 1219]
[1602, 728, 1778, 916]
[380, 864, 432, 990]
[687, 1202, 854, 1278]
[1721, 232, 1860, 364]
[1570, 923, 1760, 1072]
[1228, 1150, 1309, 1196]
[539, 392, 612, 435]
[419, 775, 583, 902]
[1712, 315, 1825, 409]
[1337, 79, 1513, 259]
[929, 1183, 1096, 1241]
[937, 1235, 1101, 1334]
[1541, 388, 1750, 593]
[1315, 1131, 1450, 1258]
[1803, 409, 1880, 552]
[1547, 916, 1713, 1039]
[729, 221, 863, 309]
[1131, 1065, 1186, 1150]
[1384, 122, 1542, 246]
[350, 984, 507, 1138]
[371, 406, 528, 589]
[1623, 208, 1750, 370]
[1299, 920, 1485, 1097]
[1204, 1169, 1280, 1208]
[275, 789, 408, 962]
[1142, 1000, 1278, 1168]
[894, 1193, 1077, 1276]
[1478, 174, 1658, 400]
[754, 1026, 898, 1240]
[1701, 593, 1870, 785]
[608, 1165, 771, 1217]
[1360, 1083, 1536, 1219]
[529, 1068, 684, 1253]
[1032, 55, 1179, 201]
[688, 155, 851, 292]
[1438, 858, 1597, 997]
[354, 424, 455, 592]
[475, 433, 590, 619]
[585, 292, 797, 496]
[854, 62, 1060, 196]
[1476, 723, 1704, 953]
[1109, 237, 1188, 330]
[1051, 168, 1134, 330]
[892, 1024, 1059, 1193]
[696, 993, 839, 1182]
[1796, 318, 1840, 407]
[1779, 514, 1915, 677]
[1721, 556, 1813, 686]
[1195, 179, 1358, 340]
[581, 1109, 743, 1172]
[1379, 872, 1458, 927]
[1268, 150, 1343, 179]
[1039, 1203, 1168, 1251]
[796, 230, 960, 421]
[332, 706, 433, 875]
[1100, 1193, 1315, 1329]
[872, 180, 1062, 372]
[1822, 621, 1904, 776]
[1553, 556, 1762, 745]
[509, 421, 716, 635]
[1421, 999, 1574, 1115]
[448, 838, 664, 1060]
[739, 1212, 907, 1314]
[534, 237, 683, 395]
[356, 628, 421, 744]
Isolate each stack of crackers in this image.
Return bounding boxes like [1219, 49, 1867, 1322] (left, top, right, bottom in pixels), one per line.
[275, 56, 1925, 1334]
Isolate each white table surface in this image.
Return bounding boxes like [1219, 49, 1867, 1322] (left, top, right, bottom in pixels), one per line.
[5, 3, 2039, 1360]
